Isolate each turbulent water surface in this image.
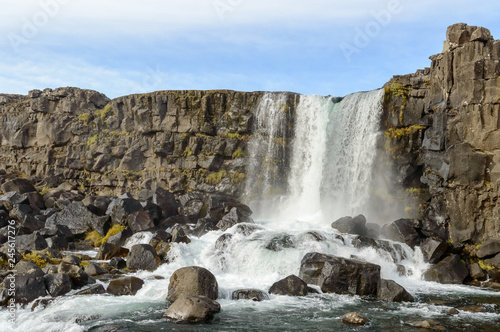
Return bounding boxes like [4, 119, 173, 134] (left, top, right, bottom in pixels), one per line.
[2, 90, 500, 331]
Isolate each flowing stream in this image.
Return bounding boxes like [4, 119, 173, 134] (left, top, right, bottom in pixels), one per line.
[2, 90, 500, 331]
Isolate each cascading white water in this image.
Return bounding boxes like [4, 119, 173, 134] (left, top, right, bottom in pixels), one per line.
[244, 92, 293, 216]
[281, 89, 384, 222]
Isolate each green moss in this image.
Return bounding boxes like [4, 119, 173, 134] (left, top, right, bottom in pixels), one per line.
[22, 253, 48, 268]
[95, 104, 112, 122]
[103, 225, 127, 243]
[206, 170, 228, 185]
[87, 134, 99, 147]
[183, 147, 194, 157]
[85, 230, 104, 247]
[232, 147, 246, 159]
[78, 112, 91, 125]
[478, 260, 494, 271]
[79, 261, 90, 268]
[230, 172, 246, 184]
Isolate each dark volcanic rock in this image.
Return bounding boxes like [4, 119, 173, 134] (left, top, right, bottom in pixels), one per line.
[127, 210, 155, 233]
[45, 201, 100, 236]
[268, 275, 309, 296]
[153, 187, 180, 219]
[331, 215, 367, 236]
[423, 254, 469, 284]
[126, 244, 160, 271]
[476, 239, 500, 258]
[299, 252, 381, 296]
[167, 266, 218, 302]
[381, 218, 421, 248]
[15, 232, 48, 253]
[14, 262, 46, 304]
[163, 294, 221, 323]
[420, 237, 448, 263]
[1, 178, 37, 194]
[75, 284, 106, 295]
[44, 273, 72, 297]
[107, 276, 144, 296]
[231, 289, 269, 301]
[377, 279, 414, 302]
[216, 207, 254, 231]
[96, 242, 129, 260]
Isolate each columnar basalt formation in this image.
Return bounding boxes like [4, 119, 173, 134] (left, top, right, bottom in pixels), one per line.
[383, 23, 500, 245]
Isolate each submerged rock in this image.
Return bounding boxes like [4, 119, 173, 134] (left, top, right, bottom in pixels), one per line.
[231, 289, 269, 301]
[163, 294, 221, 323]
[167, 266, 218, 303]
[268, 275, 308, 296]
[299, 252, 380, 296]
[341, 312, 368, 326]
[407, 319, 445, 331]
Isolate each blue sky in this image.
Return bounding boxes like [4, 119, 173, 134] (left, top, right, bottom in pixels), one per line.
[0, 0, 498, 99]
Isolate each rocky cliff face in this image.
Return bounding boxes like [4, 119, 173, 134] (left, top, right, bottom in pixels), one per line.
[0, 89, 298, 198]
[383, 23, 500, 245]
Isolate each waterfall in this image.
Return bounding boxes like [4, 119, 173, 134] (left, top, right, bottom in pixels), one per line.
[247, 89, 385, 222]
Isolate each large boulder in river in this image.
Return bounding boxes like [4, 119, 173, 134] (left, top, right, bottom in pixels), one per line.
[126, 244, 160, 271]
[268, 275, 309, 296]
[163, 294, 221, 323]
[167, 266, 218, 302]
[299, 252, 380, 296]
[377, 279, 414, 302]
[381, 218, 421, 248]
[107, 276, 144, 296]
[331, 215, 367, 236]
[45, 201, 100, 236]
[423, 254, 469, 284]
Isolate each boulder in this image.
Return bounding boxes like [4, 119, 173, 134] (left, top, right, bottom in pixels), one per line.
[75, 284, 106, 295]
[420, 237, 448, 264]
[84, 263, 106, 276]
[423, 254, 469, 284]
[163, 294, 221, 323]
[106, 227, 133, 247]
[44, 273, 72, 297]
[167, 266, 218, 302]
[158, 215, 190, 229]
[15, 232, 48, 252]
[377, 279, 414, 302]
[152, 187, 180, 219]
[265, 234, 295, 251]
[14, 265, 46, 304]
[171, 226, 191, 244]
[127, 210, 155, 233]
[45, 201, 100, 236]
[476, 239, 500, 258]
[216, 207, 253, 231]
[1, 178, 37, 194]
[268, 275, 308, 296]
[46, 234, 69, 250]
[341, 312, 368, 326]
[231, 289, 269, 301]
[351, 236, 408, 263]
[107, 276, 144, 296]
[215, 233, 233, 251]
[62, 255, 81, 265]
[299, 252, 380, 296]
[331, 215, 367, 236]
[484, 253, 500, 269]
[126, 244, 160, 271]
[109, 257, 127, 269]
[149, 230, 172, 249]
[468, 263, 487, 281]
[57, 261, 92, 288]
[96, 242, 129, 260]
[381, 218, 421, 248]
